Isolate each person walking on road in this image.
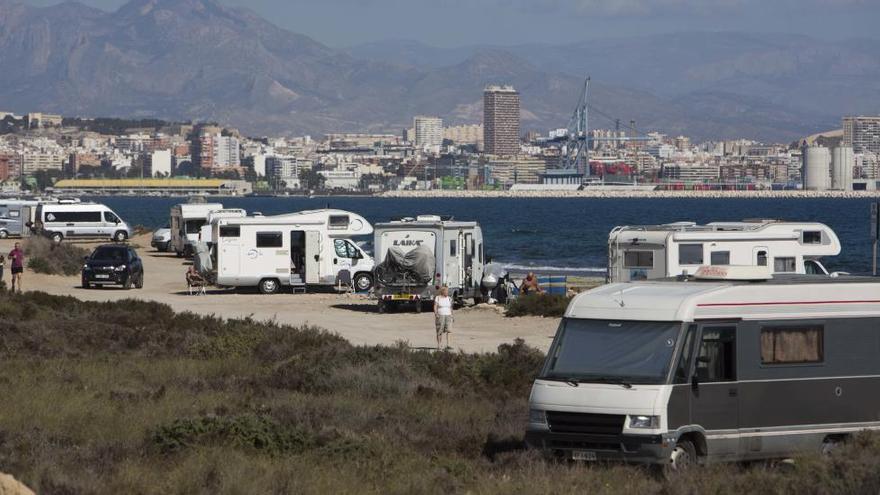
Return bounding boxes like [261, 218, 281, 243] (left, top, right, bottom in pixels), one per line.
[8, 242, 24, 293]
[434, 285, 454, 350]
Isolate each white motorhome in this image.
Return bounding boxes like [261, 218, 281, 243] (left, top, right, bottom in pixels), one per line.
[526, 267, 880, 468]
[0, 200, 39, 238]
[198, 208, 247, 246]
[170, 202, 224, 257]
[211, 209, 375, 294]
[373, 215, 485, 312]
[35, 202, 132, 243]
[608, 220, 841, 283]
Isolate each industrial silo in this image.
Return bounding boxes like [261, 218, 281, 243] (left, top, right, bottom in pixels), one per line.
[802, 146, 831, 191]
[831, 146, 854, 191]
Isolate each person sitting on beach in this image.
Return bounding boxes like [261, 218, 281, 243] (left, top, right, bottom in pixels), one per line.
[186, 266, 207, 287]
[520, 272, 543, 295]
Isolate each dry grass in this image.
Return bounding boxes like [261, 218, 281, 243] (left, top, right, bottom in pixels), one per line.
[1, 291, 879, 494]
[23, 236, 90, 276]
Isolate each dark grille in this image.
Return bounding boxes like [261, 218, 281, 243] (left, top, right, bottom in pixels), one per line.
[546, 411, 625, 435]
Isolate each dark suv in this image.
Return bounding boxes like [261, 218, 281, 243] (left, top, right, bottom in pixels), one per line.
[82, 244, 144, 290]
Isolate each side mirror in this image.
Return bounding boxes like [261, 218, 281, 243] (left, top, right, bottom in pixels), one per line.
[83, 256, 89, 261]
[691, 375, 699, 392]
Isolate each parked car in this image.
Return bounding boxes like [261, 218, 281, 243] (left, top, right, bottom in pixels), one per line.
[82, 244, 144, 290]
[151, 226, 172, 252]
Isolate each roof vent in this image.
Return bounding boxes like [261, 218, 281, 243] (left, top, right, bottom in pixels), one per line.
[416, 215, 443, 222]
[694, 265, 772, 281]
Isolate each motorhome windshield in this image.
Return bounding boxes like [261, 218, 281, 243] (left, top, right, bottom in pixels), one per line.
[185, 219, 206, 234]
[540, 319, 682, 385]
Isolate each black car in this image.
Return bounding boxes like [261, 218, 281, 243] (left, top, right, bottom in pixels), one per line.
[82, 244, 144, 290]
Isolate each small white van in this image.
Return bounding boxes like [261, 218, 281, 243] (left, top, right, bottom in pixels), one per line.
[170, 202, 224, 257]
[36, 202, 132, 243]
[211, 209, 375, 294]
[527, 266, 880, 469]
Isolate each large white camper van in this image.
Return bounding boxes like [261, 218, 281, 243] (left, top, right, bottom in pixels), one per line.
[373, 215, 485, 312]
[210, 209, 375, 294]
[608, 220, 841, 283]
[526, 267, 880, 468]
[170, 202, 224, 257]
[35, 202, 132, 243]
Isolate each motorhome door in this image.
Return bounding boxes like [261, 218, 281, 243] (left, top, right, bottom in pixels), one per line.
[305, 231, 321, 284]
[692, 325, 739, 458]
[218, 227, 241, 279]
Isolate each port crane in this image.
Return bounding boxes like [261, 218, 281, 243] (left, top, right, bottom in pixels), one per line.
[558, 77, 650, 173]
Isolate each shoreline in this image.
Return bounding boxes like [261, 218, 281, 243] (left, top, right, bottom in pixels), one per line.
[381, 190, 880, 199]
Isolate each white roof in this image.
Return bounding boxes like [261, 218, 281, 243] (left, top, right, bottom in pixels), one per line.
[568, 279, 880, 322]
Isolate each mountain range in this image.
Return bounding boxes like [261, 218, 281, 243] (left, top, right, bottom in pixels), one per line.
[0, 0, 878, 142]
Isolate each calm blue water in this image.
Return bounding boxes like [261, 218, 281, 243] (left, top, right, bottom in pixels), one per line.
[88, 196, 879, 274]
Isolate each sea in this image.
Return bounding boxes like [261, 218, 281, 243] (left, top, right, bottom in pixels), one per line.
[89, 196, 880, 275]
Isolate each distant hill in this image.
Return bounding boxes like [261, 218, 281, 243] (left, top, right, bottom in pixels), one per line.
[0, 0, 872, 141]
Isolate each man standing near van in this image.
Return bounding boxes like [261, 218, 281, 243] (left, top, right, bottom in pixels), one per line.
[8, 242, 24, 293]
[434, 286, 453, 350]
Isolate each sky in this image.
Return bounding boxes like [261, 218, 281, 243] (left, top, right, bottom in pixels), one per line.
[19, 0, 880, 47]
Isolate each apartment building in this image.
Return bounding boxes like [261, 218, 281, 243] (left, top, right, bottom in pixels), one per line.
[483, 85, 520, 156]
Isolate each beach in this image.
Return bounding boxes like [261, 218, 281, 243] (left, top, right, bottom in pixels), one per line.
[0, 234, 564, 353]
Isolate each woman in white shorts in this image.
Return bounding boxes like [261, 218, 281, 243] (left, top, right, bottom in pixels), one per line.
[434, 286, 453, 350]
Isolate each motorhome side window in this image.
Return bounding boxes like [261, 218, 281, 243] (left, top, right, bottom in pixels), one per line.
[104, 211, 119, 223]
[185, 220, 205, 234]
[450, 240, 457, 256]
[757, 250, 768, 266]
[256, 232, 283, 248]
[673, 325, 698, 384]
[802, 231, 822, 244]
[678, 244, 703, 265]
[774, 257, 796, 272]
[328, 215, 349, 230]
[761, 326, 824, 365]
[334, 239, 358, 258]
[45, 211, 101, 222]
[219, 226, 240, 238]
[695, 327, 736, 382]
[710, 251, 730, 265]
[624, 251, 653, 268]
[8, 210, 19, 218]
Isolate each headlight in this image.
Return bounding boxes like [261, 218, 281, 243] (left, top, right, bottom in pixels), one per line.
[83, 264, 90, 270]
[628, 415, 660, 429]
[528, 409, 547, 425]
[114, 265, 127, 272]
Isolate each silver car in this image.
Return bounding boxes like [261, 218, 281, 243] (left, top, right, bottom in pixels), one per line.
[151, 227, 173, 252]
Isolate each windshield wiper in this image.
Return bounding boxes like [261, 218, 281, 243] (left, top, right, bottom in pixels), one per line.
[579, 377, 633, 389]
[540, 376, 580, 387]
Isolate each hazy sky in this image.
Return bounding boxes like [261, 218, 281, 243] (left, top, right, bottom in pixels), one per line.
[19, 0, 880, 47]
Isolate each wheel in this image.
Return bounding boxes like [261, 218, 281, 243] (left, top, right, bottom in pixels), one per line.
[82, 279, 90, 289]
[114, 231, 128, 242]
[259, 278, 280, 295]
[50, 232, 63, 244]
[668, 440, 696, 472]
[176, 250, 183, 258]
[135, 272, 144, 289]
[415, 300, 423, 313]
[0, 230, 8, 239]
[377, 300, 386, 314]
[123, 275, 132, 290]
[353, 273, 373, 292]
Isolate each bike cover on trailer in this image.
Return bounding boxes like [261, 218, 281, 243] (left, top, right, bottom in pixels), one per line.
[375, 245, 436, 286]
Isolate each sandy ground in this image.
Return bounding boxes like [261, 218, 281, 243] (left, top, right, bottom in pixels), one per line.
[0, 234, 561, 353]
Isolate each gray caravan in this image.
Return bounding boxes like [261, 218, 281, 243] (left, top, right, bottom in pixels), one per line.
[526, 266, 880, 469]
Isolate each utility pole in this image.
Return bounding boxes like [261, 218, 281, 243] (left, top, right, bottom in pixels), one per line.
[872, 202, 879, 276]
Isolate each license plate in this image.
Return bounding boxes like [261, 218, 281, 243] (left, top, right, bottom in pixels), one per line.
[572, 450, 597, 461]
[391, 294, 413, 300]
[95, 274, 110, 279]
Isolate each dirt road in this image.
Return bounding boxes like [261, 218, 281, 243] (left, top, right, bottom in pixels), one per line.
[0, 234, 561, 353]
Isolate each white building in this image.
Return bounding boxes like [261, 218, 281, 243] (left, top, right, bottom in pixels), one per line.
[146, 149, 172, 177]
[213, 135, 241, 169]
[414, 116, 443, 152]
[266, 155, 303, 189]
[319, 170, 360, 190]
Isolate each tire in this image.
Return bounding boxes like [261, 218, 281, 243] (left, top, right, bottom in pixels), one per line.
[176, 251, 183, 258]
[353, 273, 373, 292]
[377, 300, 386, 314]
[668, 440, 697, 472]
[0, 230, 8, 239]
[135, 272, 144, 289]
[114, 231, 128, 242]
[259, 278, 280, 295]
[123, 275, 132, 290]
[82, 279, 90, 289]
[50, 232, 63, 244]
[415, 300, 423, 313]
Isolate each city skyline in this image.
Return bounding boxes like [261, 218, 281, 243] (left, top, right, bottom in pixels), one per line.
[16, 0, 880, 47]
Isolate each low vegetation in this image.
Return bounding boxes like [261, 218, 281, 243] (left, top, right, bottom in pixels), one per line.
[23, 236, 89, 276]
[1, 291, 879, 494]
[505, 293, 572, 318]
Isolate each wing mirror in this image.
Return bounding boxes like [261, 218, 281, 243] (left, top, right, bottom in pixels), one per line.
[691, 375, 699, 392]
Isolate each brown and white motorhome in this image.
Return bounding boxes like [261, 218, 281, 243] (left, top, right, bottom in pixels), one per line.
[526, 267, 880, 469]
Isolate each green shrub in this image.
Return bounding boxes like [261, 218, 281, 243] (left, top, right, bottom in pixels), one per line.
[24, 236, 89, 276]
[505, 294, 571, 318]
[151, 415, 313, 455]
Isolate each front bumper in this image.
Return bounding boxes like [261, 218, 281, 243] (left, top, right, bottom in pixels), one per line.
[524, 430, 671, 465]
[83, 271, 130, 285]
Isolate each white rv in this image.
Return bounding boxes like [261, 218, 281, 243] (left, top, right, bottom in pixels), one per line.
[373, 216, 485, 312]
[169, 202, 224, 257]
[35, 202, 132, 243]
[198, 208, 247, 246]
[211, 209, 375, 294]
[0, 200, 39, 238]
[608, 220, 841, 283]
[527, 266, 880, 468]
